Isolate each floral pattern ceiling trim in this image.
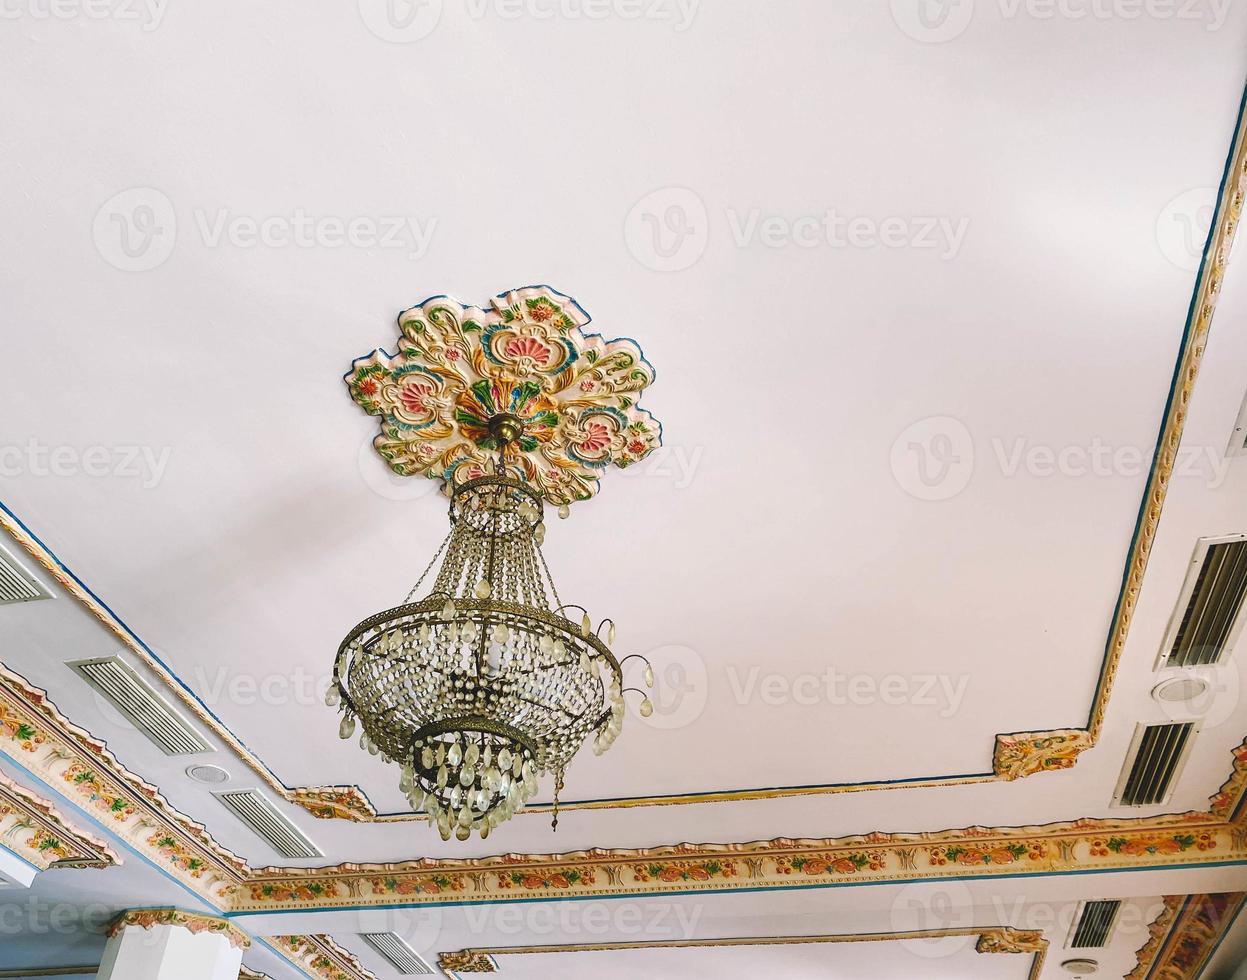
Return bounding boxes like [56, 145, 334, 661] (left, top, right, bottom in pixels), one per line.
[3, 655, 1247, 914]
[1126, 893, 1246, 980]
[346, 285, 661, 507]
[0, 770, 119, 871]
[270, 935, 379, 980]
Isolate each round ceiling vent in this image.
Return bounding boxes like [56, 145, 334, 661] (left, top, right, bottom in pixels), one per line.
[1153, 675, 1210, 704]
[185, 764, 230, 785]
[1061, 959, 1099, 975]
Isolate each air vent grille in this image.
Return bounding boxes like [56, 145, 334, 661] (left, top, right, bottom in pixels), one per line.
[0, 543, 51, 605]
[69, 657, 212, 756]
[214, 790, 322, 859]
[362, 933, 434, 975]
[1116, 723, 1196, 806]
[1167, 540, 1247, 667]
[1070, 900, 1120, 948]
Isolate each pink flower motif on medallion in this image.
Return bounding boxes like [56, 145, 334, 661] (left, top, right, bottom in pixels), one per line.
[576, 420, 614, 456]
[503, 335, 555, 368]
[399, 382, 433, 415]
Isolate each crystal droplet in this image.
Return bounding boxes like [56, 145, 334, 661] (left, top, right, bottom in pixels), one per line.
[581, 612, 592, 638]
[558, 503, 570, 519]
[324, 686, 340, 707]
[608, 623, 616, 645]
[436, 743, 446, 766]
[448, 743, 462, 767]
[455, 825, 471, 841]
[339, 714, 356, 740]
[534, 523, 546, 545]
[464, 742, 480, 767]
[437, 765, 448, 789]
[498, 748, 512, 770]
[475, 579, 491, 599]
[492, 623, 509, 643]
[459, 767, 474, 788]
[440, 599, 456, 621]
[644, 664, 655, 688]
[421, 747, 434, 769]
[640, 697, 654, 717]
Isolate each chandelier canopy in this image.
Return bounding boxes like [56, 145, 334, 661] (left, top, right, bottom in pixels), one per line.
[331, 288, 660, 841]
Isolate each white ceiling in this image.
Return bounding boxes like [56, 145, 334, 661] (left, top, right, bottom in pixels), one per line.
[2, 2, 1247, 977]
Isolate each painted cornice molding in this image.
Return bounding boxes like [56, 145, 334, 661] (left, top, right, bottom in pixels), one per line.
[0, 770, 118, 871]
[437, 926, 1047, 980]
[107, 907, 251, 950]
[0, 661, 247, 903]
[3, 657, 1247, 912]
[238, 969, 269, 980]
[1126, 893, 1246, 980]
[3, 92, 1247, 825]
[270, 935, 379, 980]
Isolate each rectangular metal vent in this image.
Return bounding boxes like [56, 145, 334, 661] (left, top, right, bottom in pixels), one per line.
[1070, 899, 1120, 948]
[362, 933, 434, 975]
[68, 657, 212, 756]
[214, 790, 322, 859]
[1165, 538, 1247, 667]
[0, 542, 52, 605]
[1114, 723, 1197, 807]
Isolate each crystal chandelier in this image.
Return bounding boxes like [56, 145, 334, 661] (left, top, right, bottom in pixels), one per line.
[329, 415, 655, 841]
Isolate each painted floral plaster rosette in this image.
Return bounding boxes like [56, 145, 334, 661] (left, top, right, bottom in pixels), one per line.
[346, 286, 661, 506]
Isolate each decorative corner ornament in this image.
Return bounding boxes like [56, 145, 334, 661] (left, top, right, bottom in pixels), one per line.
[346, 285, 661, 507]
[438, 950, 499, 973]
[993, 729, 1094, 781]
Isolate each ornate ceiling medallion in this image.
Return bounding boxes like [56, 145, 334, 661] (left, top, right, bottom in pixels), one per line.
[346, 285, 661, 506]
[333, 287, 660, 841]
